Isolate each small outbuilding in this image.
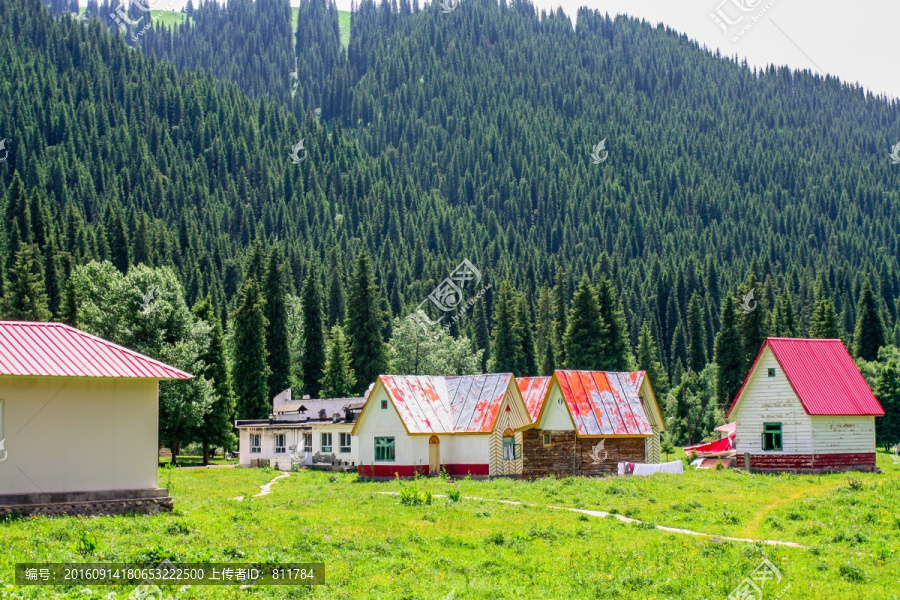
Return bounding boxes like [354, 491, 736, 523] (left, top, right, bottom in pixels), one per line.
[352, 373, 530, 478]
[0, 321, 191, 516]
[517, 370, 665, 478]
[728, 337, 884, 473]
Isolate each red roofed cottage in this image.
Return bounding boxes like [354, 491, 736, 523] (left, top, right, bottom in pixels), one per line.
[728, 338, 884, 473]
[517, 370, 666, 478]
[352, 374, 531, 478]
[0, 321, 192, 515]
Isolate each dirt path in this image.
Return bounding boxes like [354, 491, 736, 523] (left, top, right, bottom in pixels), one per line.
[378, 492, 805, 548]
[742, 480, 840, 539]
[233, 472, 290, 501]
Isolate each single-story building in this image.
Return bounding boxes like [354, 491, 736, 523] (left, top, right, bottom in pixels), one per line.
[352, 373, 531, 478]
[728, 337, 884, 473]
[236, 391, 363, 471]
[0, 321, 191, 516]
[517, 370, 666, 478]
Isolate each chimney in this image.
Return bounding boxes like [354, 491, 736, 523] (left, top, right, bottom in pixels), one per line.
[332, 412, 340, 423]
[318, 408, 327, 420]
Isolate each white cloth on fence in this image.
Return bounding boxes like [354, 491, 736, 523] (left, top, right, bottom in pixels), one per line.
[632, 460, 684, 476]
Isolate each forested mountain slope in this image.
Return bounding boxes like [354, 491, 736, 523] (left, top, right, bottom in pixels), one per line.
[3, 0, 900, 392]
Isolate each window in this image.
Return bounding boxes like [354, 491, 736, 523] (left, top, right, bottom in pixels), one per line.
[381, 400, 388, 409]
[375, 437, 395, 462]
[502, 436, 521, 461]
[274, 434, 286, 454]
[321, 433, 333, 453]
[302, 432, 312, 453]
[762, 423, 783, 451]
[340, 433, 352, 453]
[542, 432, 551, 446]
[767, 368, 776, 377]
[250, 434, 261, 454]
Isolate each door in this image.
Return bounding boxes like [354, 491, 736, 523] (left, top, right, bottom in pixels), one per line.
[429, 435, 440, 475]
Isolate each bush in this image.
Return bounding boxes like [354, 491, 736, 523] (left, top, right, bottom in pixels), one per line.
[839, 562, 865, 582]
[399, 487, 433, 506]
[447, 489, 461, 502]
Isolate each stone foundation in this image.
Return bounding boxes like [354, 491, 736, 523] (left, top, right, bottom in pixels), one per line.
[0, 489, 173, 517]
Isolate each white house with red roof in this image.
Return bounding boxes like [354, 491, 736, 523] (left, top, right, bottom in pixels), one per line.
[517, 370, 665, 477]
[0, 321, 192, 516]
[728, 338, 884, 473]
[352, 373, 530, 478]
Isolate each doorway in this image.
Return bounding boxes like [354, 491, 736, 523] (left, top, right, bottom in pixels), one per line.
[429, 435, 440, 475]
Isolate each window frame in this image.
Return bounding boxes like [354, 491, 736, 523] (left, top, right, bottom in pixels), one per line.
[767, 368, 776, 377]
[302, 432, 313, 453]
[761, 422, 783, 451]
[339, 432, 352, 453]
[274, 433, 286, 454]
[502, 435, 521, 461]
[249, 433, 261, 454]
[321, 432, 333, 454]
[380, 399, 388, 409]
[374, 436, 395, 462]
[542, 432, 552, 446]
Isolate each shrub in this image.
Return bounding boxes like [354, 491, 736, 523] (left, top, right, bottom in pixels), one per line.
[399, 487, 433, 506]
[846, 477, 863, 491]
[839, 562, 865, 582]
[447, 489, 461, 502]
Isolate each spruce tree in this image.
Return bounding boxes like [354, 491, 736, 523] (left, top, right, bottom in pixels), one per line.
[4, 172, 31, 273]
[301, 259, 327, 396]
[104, 201, 130, 274]
[516, 295, 538, 376]
[535, 284, 556, 375]
[319, 325, 357, 398]
[874, 350, 900, 451]
[563, 276, 606, 370]
[737, 273, 768, 370]
[669, 321, 688, 376]
[326, 248, 345, 326]
[1, 244, 52, 321]
[263, 245, 292, 400]
[809, 285, 842, 339]
[714, 296, 744, 410]
[231, 279, 271, 419]
[552, 267, 568, 367]
[686, 292, 707, 373]
[473, 296, 491, 371]
[853, 279, 886, 361]
[193, 297, 236, 465]
[488, 281, 523, 374]
[636, 322, 668, 393]
[773, 290, 798, 337]
[596, 276, 634, 370]
[346, 250, 387, 394]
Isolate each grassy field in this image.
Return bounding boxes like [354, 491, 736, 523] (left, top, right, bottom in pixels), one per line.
[2, 454, 899, 599]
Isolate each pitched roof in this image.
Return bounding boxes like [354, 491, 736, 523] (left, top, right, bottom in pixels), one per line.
[553, 370, 654, 436]
[517, 376, 551, 421]
[0, 321, 192, 380]
[377, 373, 514, 434]
[727, 338, 884, 417]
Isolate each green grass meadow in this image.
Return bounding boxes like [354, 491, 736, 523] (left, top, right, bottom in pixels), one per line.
[2, 454, 900, 599]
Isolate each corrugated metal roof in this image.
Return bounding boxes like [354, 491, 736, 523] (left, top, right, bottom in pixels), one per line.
[728, 338, 884, 417]
[554, 370, 653, 436]
[0, 321, 192, 380]
[380, 374, 513, 434]
[517, 376, 551, 421]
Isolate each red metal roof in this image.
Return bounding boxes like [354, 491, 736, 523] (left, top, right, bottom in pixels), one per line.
[727, 338, 884, 418]
[0, 321, 193, 379]
[378, 374, 513, 434]
[517, 376, 551, 421]
[555, 370, 653, 436]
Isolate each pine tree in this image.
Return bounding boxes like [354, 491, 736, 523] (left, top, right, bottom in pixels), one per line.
[301, 259, 327, 396]
[488, 281, 523, 374]
[4, 172, 31, 274]
[853, 278, 886, 361]
[104, 201, 130, 274]
[319, 325, 357, 398]
[874, 350, 900, 451]
[737, 273, 768, 370]
[231, 279, 271, 419]
[263, 245, 292, 400]
[596, 276, 634, 370]
[714, 296, 744, 410]
[326, 249, 346, 326]
[564, 276, 606, 369]
[809, 285, 842, 339]
[670, 321, 688, 376]
[517, 294, 537, 376]
[1, 244, 52, 321]
[772, 290, 798, 337]
[636, 322, 668, 393]
[193, 297, 236, 465]
[686, 292, 707, 373]
[346, 250, 387, 394]
[473, 296, 491, 371]
[535, 284, 556, 375]
[552, 267, 569, 367]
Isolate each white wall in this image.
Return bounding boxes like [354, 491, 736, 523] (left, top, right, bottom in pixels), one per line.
[355, 386, 429, 469]
[539, 381, 575, 430]
[731, 347, 813, 454]
[811, 416, 876, 454]
[0, 377, 159, 495]
[238, 424, 357, 470]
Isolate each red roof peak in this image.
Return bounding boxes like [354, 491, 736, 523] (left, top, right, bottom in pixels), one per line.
[728, 337, 883, 418]
[0, 321, 193, 380]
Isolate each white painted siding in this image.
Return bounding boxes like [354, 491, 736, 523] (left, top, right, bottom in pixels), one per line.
[0, 377, 159, 495]
[539, 381, 575, 430]
[811, 416, 875, 454]
[731, 347, 813, 454]
[355, 386, 429, 469]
